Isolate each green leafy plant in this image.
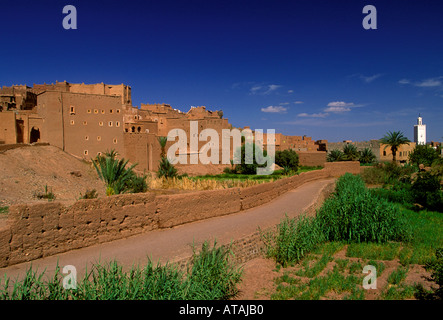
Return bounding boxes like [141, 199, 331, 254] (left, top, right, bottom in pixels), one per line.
[409, 144, 442, 167]
[92, 149, 141, 196]
[233, 142, 269, 175]
[157, 156, 178, 179]
[327, 149, 345, 162]
[359, 148, 377, 164]
[34, 185, 56, 201]
[275, 149, 299, 173]
[379, 131, 411, 162]
[342, 144, 360, 161]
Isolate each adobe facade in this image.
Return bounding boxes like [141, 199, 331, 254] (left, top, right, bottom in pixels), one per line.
[0, 81, 327, 170]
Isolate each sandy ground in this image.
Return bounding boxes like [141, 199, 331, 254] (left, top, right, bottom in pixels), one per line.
[0, 145, 105, 207]
[235, 245, 437, 300]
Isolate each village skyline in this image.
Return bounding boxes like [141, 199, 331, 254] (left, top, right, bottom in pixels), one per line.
[1, 0, 442, 142]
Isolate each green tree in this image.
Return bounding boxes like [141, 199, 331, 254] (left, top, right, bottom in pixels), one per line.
[409, 144, 441, 167]
[156, 136, 178, 179]
[379, 131, 411, 162]
[233, 142, 268, 175]
[327, 149, 345, 162]
[92, 150, 139, 196]
[359, 148, 377, 164]
[342, 144, 360, 161]
[275, 149, 299, 173]
[157, 136, 168, 158]
[157, 156, 178, 178]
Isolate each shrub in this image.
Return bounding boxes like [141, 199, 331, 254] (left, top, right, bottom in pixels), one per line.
[317, 174, 411, 243]
[79, 189, 98, 199]
[275, 149, 299, 173]
[327, 149, 345, 162]
[34, 185, 56, 201]
[262, 174, 412, 266]
[342, 144, 360, 161]
[409, 144, 441, 167]
[411, 171, 443, 212]
[157, 156, 178, 179]
[186, 241, 243, 299]
[92, 150, 138, 195]
[125, 172, 148, 193]
[233, 142, 269, 175]
[261, 215, 325, 267]
[359, 148, 377, 164]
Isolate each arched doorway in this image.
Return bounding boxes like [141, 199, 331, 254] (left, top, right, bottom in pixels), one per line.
[30, 127, 40, 143]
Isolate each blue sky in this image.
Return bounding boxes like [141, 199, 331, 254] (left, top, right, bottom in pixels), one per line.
[1, 0, 442, 142]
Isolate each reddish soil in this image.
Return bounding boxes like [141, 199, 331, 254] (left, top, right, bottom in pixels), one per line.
[236, 246, 437, 300]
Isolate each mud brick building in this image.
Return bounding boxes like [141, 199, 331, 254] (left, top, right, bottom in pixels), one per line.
[0, 81, 327, 170]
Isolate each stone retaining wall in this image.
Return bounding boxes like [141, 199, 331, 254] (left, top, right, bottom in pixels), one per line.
[0, 161, 359, 267]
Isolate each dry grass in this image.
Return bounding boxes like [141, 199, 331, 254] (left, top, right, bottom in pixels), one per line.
[146, 174, 268, 191]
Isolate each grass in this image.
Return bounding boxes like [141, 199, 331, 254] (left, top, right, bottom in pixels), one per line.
[0, 241, 243, 300]
[0, 206, 8, 217]
[34, 185, 56, 201]
[265, 173, 442, 300]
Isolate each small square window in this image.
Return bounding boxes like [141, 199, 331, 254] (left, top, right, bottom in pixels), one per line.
[101, 110, 105, 114]
[85, 135, 89, 141]
[116, 121, 120, 127]
[83, 121, 87, 125]
[70, 106, 75, 115]
[87, 109, 91, 114]
[99, 121, 103, 126]
[113, 138, 118, 144]
[84, 150, 88, 155]
[70, 120, 75, 125]
[116, 109, 121, 114]
[109, 109, 114, 114]
[94, 109, 98, 114]
[108, 121, 113, 127]
[97, 136, 101, 141]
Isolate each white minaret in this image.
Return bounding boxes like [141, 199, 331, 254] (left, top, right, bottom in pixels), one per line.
[414, 114, 426, 145]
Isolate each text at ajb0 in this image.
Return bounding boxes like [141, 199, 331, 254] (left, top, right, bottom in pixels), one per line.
[178, 304, 264, 317]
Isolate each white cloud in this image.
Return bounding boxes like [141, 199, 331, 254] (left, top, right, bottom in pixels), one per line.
[324, 106, 352, 113]
[360, 74, 383, 83]
[415, 77, 442, 87]
[261, 105, 288, 113]
[327, 101, 355, 108]
[287, 90, 294, 94]
[297, 112, 329, 118]
[399, 76, 443, 88]
[294, 101, 304, 104]
[398, 79, 411, 85]
[279, 102, 290, 105]
[250, 84, 282, 95]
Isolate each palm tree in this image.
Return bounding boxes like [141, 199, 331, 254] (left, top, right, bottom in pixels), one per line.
[342, 144, 360, 161]
[359, 148, 377, 164]
[157, 136, 168, 158]
[379, 131, 411, 162]
[92, 149, 138, 195]
[327, 149, 345, 162]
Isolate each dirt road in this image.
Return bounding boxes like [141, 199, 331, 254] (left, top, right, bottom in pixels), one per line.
[0, 178, 335, 281]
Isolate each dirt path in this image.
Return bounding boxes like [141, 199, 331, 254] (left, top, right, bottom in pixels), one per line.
[0, 178, 335, 281]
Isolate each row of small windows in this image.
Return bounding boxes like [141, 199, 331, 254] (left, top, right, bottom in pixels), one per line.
[84, 136, 117, 142]
[383, 150, 411, 157]
[70, 120, 120, 127]
[70, 106, 121, 115]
